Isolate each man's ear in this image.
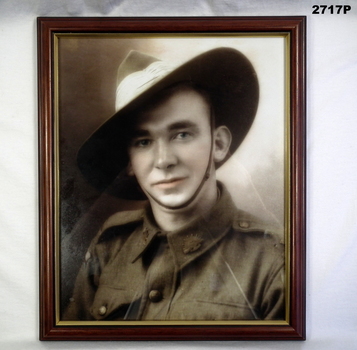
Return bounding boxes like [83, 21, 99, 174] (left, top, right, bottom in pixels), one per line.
[126, 162, 134, 176]
[213, 125, 232, 163]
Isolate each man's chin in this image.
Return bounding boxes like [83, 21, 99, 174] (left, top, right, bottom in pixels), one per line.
[148, 192, 190, 209]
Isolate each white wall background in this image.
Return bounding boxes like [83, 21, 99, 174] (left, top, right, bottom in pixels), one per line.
[1, 0, 357, 349]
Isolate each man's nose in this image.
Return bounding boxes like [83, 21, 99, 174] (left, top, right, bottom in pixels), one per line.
[154, 141, 177, 170]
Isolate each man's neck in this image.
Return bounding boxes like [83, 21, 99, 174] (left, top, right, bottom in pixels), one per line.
[149, 182, 218, 232]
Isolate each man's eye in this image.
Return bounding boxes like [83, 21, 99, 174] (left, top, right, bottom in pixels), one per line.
[134, 139, 151, 147]
[175, 132, 190, 140]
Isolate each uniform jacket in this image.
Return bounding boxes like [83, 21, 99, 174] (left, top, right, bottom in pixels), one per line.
[64, 183, 285, 321]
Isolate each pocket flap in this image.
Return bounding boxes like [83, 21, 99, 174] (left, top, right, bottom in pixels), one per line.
[90, 285, 141, 320]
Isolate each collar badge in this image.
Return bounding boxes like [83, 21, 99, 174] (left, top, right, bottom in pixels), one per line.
[183, 234, 204, 254]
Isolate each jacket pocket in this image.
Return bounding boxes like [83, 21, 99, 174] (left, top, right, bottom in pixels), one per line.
[90, 284, 141, 320]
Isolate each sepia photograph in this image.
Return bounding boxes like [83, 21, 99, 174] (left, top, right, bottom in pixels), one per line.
[38, 17, 305, 340]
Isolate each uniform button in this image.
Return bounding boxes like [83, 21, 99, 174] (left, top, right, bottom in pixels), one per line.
[98, 305, 107, 315]
[239, 220, 250, 228]
[149, 290, 162, 303]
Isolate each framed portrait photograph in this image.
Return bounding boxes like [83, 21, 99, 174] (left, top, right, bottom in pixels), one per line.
[38, 16, 306, 340]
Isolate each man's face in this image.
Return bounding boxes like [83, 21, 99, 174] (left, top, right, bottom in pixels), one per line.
[128, 88, 214, 209]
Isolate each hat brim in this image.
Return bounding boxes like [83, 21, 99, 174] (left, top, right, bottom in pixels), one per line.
[77, 47, 259, 198]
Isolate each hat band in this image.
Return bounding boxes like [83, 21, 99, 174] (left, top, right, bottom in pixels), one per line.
[115, 61, 174, 112]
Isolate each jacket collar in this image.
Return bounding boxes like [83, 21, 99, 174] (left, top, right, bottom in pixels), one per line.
[130, 182, 237, 268]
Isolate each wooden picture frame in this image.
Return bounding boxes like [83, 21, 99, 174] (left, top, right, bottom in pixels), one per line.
[38, 16, 306, 340]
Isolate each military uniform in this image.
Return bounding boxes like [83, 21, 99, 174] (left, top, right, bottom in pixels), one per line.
[64, 183, 285, 321]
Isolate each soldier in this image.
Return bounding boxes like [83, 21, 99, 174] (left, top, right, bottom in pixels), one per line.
[64, 47, 285, 321]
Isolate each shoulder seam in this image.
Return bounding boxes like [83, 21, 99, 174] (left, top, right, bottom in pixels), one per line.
[102, 209, 144, 231]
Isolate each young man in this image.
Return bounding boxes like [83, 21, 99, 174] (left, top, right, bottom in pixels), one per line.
[64, 48, 285, 321]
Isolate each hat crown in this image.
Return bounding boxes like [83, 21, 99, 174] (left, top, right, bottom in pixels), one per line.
[116, 50, 158, 85]
[115, 56, 174, 112]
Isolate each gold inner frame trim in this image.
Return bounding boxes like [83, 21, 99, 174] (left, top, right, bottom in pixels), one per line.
[54, 32, 292, 326]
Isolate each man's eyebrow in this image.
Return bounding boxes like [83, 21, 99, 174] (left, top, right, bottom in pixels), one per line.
[167, 120, 199, 131]
[132, 120, 199, 137]
[132, 128, 150, 137]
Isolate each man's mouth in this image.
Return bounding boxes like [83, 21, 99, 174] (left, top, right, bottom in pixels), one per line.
[153, 177, 186, 189]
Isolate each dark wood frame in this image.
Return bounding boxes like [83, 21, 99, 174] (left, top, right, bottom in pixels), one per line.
[38, 16, 306, 341]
